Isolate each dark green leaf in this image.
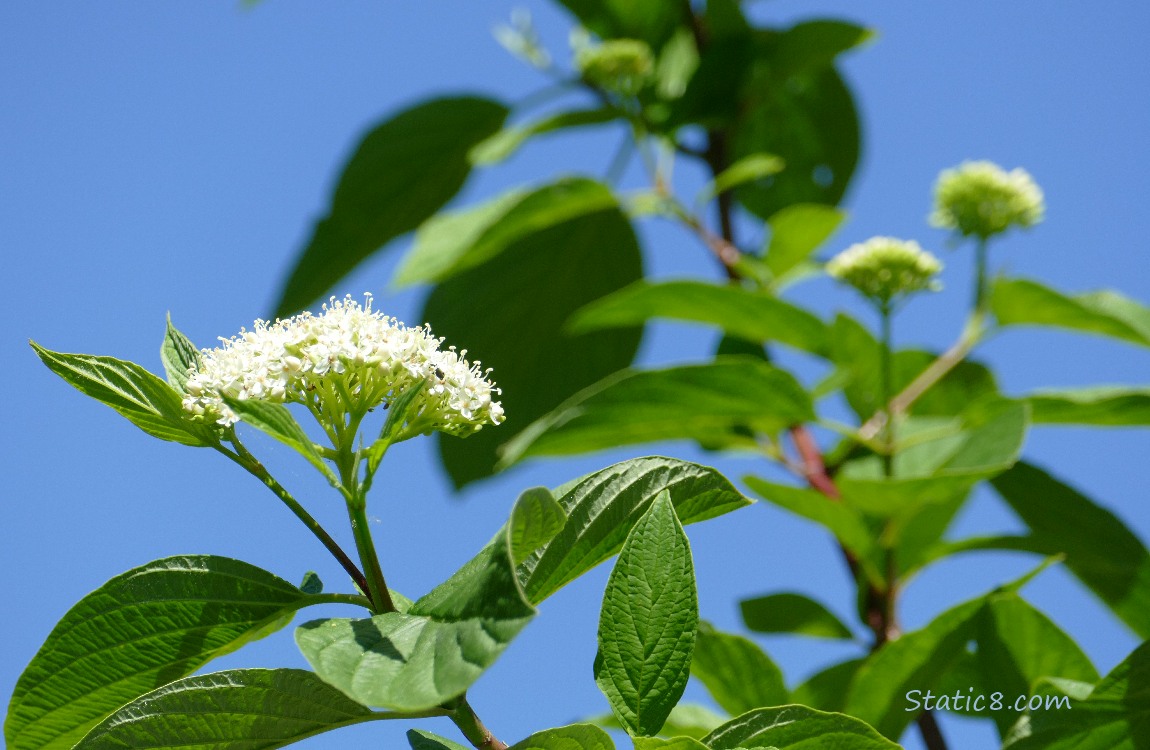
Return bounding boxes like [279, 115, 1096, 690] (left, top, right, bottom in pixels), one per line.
[501, 359, 814, 466]
[300, 571, 323, 595]
[554, 0, 686, 47]
[691, 622, 787, 715]
[595, 493, 697, 736]
[1002, 640, 1150, 750]
[424, 193, 643, 488]
[160, 315, 202, 393]
[790, 659, 865, 713]
[764, 203, 846, 280]
[295, 532, 534, 711]
[223, 397, 334, 481]
[72, 669, 377, 750]
[1027, 385, 1150, 426]
[520, 456, 749, 604]
[768, 21, 875, 78]
[509, 487, 568, 566]
[31, 342, 219, 447]
[992, 277, 1150, 348]
[569, 280, 829, 356]
[740, 593, 854, 640]
[274, 96, 508, 316]
[697, 153, 785, 205]
[409, 729, 472, 750]
[6, 557, 323, 750]
[992, 462, 1150, 638]
[703, 705, 900, 750]
[470, 109, 618, 165]
[511, 725, 615, 750]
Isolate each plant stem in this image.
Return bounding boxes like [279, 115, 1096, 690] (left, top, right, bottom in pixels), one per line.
[451, 696, 508, 750]
[346, 499, 396, 614]
[879, 298, 895, 476]
[218, 439, 370, 599]
[973, 235, 990, 312]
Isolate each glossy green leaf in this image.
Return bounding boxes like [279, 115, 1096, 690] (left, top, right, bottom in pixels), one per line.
[1026, 385, 1150, 426]
[1002, 640, 1150, 750]
[697, 153, 785, 205]
[790, 659, 865, 713]
[991, 462, 1150, 638]
[408, 729, 471, 750]
[740, 593, 854, 640]
[569, 280, 829, 356]
[764, 203, 846, 280]
[554, 0, 686, 47]
[396, 179, 619, 287]
[691, 622, 787, 715]
[6, 556, 327, 750]
[992, 277, 1150, 348]
[160, 315, 202, 393]
[703, 705, 899, 750]
[31, 342, 219, 447]
[424, 192, 643, 488]
[595, 493, 698, 736]
[223, 397, 334, 481]
[501, 359, 814, 465]
[470, 109, 618, 165]
[274, 96, 508, 317]
[71, 669, 378, 750]
[511, 724, 615, 750]
[509, 487, 568, 566]
[295, 532, 534, 711]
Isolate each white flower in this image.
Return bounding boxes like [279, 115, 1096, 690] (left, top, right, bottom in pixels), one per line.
[182, 294, 503, 439]
[930, 160, 1045, 238]
[827, 237, 943, 303]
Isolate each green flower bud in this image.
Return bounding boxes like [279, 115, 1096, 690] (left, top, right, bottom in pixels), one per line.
[573, 33, 654, 96]
[930, 160, 1045, 239]
[827, 237, 943, 303]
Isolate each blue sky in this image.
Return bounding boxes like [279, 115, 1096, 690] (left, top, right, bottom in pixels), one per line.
[2, 2, 1148, 749]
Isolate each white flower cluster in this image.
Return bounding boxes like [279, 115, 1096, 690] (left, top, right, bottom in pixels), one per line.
[183, 294, 503, 439]
[931, 160, 1045, 238]
[827, 237, 943, 303]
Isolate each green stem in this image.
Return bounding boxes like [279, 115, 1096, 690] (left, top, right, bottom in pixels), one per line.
[879, 298, 895, 476]
[346, 499, 396, 614]
[450, 697, 509, 750]
[974, 235, 990, 312]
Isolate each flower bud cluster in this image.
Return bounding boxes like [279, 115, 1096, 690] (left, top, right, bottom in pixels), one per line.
[572, 31, 654, 96]
[826, 237, 943, 303]
[930, 160, 1044, 238]
[183, 294, 503, 438]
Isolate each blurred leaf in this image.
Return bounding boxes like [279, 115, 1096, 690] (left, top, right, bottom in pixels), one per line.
[72, 669, 376, 750]
[160, 315, 201, 393]
[764, 203, 846, 279]
[767, 21, 875, 78]
[509, 486, 568, 566]
[991, 462, 1150, 638]
[501, 359, 814, 465]
[596, 493, 697, 735]
[470, 109, 618, 165]
[703, 705, 899, 749]
[668, 33, 753, 127]
[633, 737, 709, 750]
[991, 277, 1150, 348]
[274, 96, 508, 317]
[295, 532, 534, 711]
[6, 556, 322, 750]
[570, 280, 829, 355]
[32, 343, 219, 447]
[587, 704, 725, 740]
[654, 28, 698, 99]
[1026, 385, 1150, 426]
[1002, 640, 1150, 750]
[511, 725, 615, 750]
[555, 0, 687, 47]
[424, 193, 643, 488]
[790, 658, 865, 713]
[697, 153, 784, 205]
[408, 729, 471, 750]
[396, 178, 618, 287]
[740, 592, 854, 640]
[223, 397, 334, 482]
[691, 622, 788, 715]
[519, 456, 749, 604]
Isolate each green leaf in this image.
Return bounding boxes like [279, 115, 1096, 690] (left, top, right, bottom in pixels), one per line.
[520, 456, 749, 604]
[554, 0, 686, 47]
[587, 704, 724, 740]
[396, 178, 618, 287]
[1026, 385, 1150, 426]
[469, 109, 618, 165]
[71, 669, 377, 750]
[501, 359, 815, 466]
[5, 556, 324, 750]
[991, 462, 1150, 638]
[768, 21, 875, 78]
[408, 729, 472, 750]
[568, 280, 830, 356]
[633, 737, 709, 750]
[160, 315, 202, 393]
[424, 192, 643, 488]
[790, 659, 865, 713]
[274, 96, 508, 317]
[510, 724, 615, 750]
[31, 342, 219, 447]
[703, 705, 900, 750]
[222, 397, 335, 481]
[740, 593, 854, 640]
[691, 622, 787, 715]
[509, 487, 568, 566]
[991, 277, 1150, 348]
[697, 153, 785, 205]
[295, 532, 534, 711]
[764, 203, 846, 280]
[300, 571, 323, 595]
[1002, 640, 1150, 750]
[595, 493, 698, 736]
